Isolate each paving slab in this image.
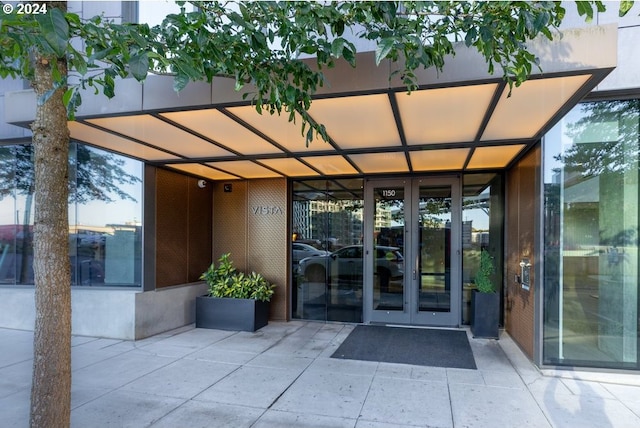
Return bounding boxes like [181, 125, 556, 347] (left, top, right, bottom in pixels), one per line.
[2, 323, 640, 428]
[70, 389, 185, 428]
[359, 376, 453, 427]
[120, 358, 240, 399]
[71, 350, 177, 390]
[449, 382, 552, 428]
[271, 370, 374, 419]
[535, 392, 640, 428]
[255, 409, 356, 428]
[194, 365, 303, 408]
[150, 400, 263, 428]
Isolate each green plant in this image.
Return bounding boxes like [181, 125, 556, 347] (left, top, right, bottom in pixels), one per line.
[474, 250, 496, 293]
[200, 253, 275, 302]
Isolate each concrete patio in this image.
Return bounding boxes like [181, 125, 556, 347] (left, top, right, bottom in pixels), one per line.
[1, 321, 640, 427]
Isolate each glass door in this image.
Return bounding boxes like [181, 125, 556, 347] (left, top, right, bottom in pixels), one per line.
[411, 177, 461, 325]
[365, 177, 461, 326]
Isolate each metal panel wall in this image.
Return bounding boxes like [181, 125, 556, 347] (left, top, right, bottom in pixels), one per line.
[213, 181, 248, 271]
[155, 168, 213, 288]
[213, 179, 288, 321]
[505, 146, 540, 358]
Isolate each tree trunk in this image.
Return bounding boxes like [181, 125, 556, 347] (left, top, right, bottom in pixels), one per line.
[29, 3, 72, 427]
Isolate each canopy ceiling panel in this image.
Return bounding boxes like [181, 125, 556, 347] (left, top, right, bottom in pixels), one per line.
[396, 84, 498, 145]
[206, 160, 282, 179]
[349, 152, 408, 174]
[87, 115, 236, 158]
[481, 74, 591, 141]
[226, 106, 333, 153]
[410, 148, 470, 171]
[68, 121, 178, 161]
[308, 94, 401, 149]
[160, 109, 283, 155]
[257, 158, 319, 177]
[300, 155, 359, 175]
[168, 163, 239, 180]
[466, 144, 526, 169]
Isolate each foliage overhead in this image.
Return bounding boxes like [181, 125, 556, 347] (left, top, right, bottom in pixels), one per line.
[0, 1, 625, 144]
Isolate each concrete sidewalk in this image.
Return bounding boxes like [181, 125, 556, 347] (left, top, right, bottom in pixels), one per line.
[1, 321, 639, 427]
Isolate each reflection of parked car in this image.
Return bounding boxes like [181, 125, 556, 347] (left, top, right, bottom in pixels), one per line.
[298, 245, 403, 283]
[292, 242, 329, 264]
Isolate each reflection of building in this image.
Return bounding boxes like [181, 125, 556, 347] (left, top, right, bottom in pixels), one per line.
[472, 231, 489, 247]
[462, 221, 473, 248]
[293, 200, 363, 248]
[0, 3, 638, 374]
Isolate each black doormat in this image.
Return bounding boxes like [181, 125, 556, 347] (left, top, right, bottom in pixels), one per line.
[332, 325, 477, 369]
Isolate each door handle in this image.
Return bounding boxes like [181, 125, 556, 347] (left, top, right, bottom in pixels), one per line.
[413, 270, 416, 280]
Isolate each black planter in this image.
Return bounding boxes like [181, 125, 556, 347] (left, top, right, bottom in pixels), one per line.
[470, 290, 500, 339]
[195, 296, 270, 332]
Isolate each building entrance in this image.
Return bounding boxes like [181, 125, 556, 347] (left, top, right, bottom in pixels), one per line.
[364, 177, 461, 327]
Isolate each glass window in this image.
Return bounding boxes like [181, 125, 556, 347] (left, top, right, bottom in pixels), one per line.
[71, 144, 143, 286]
[292, 179, 364, 322]
[0, 143, 143, 287]
[462, 174, 504, 324]
[543, 99, 639, 369]
[0, 145, 34, 285]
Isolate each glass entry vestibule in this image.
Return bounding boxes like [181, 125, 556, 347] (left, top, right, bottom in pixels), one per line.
[364, 177, 461, 327]
[292, 174, 502, 327]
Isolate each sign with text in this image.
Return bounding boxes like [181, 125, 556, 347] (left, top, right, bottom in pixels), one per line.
[251, 206, 283, 215]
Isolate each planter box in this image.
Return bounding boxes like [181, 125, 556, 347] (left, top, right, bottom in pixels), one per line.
[195, 296, 270, 332]
[470, 290, 499, 339]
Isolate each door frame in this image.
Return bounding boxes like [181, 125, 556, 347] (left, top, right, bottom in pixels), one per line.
[363, 176, 462, 327]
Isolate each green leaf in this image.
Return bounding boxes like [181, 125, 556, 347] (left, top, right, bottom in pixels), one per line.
[129, 52, 149, 81]
[89, 47, 112, 62]
[332, 18, 345, 36]
[331, 38, 346, 58]
[620, 1, 634, 16]
[70, 48, 88, 76]
[375, 38, 394, 65]
[173, 73, 189, 92]
[35, 7, 69, 57]
[575, 1, 594, 22]
[62, 88, 74, 106]
[464, 28, 477, 47]
[103, 73, 115, 98]
[342, 45, 355, 65]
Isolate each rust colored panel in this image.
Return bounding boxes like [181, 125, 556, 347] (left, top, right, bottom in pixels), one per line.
[505, 146, 540, 358]
[156, 169, 189, 288]
[188, 176, 213, 282]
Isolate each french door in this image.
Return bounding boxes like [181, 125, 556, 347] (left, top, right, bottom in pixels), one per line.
[364, 177, 461, 326]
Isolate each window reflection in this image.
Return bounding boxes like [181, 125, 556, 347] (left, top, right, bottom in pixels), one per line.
[544, 99, 639, 369]
[462, 174, 503, 325]
[71, 145, 142, 286]
[292, 179, 364, 322]
[0, 143, 143, 287]
[373, 187, 404, 311]
[0, 145, 34, 284]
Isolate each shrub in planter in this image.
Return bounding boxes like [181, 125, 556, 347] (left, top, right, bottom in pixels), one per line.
[471, 249, 500, 339]
[197, 253, 275, 331]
